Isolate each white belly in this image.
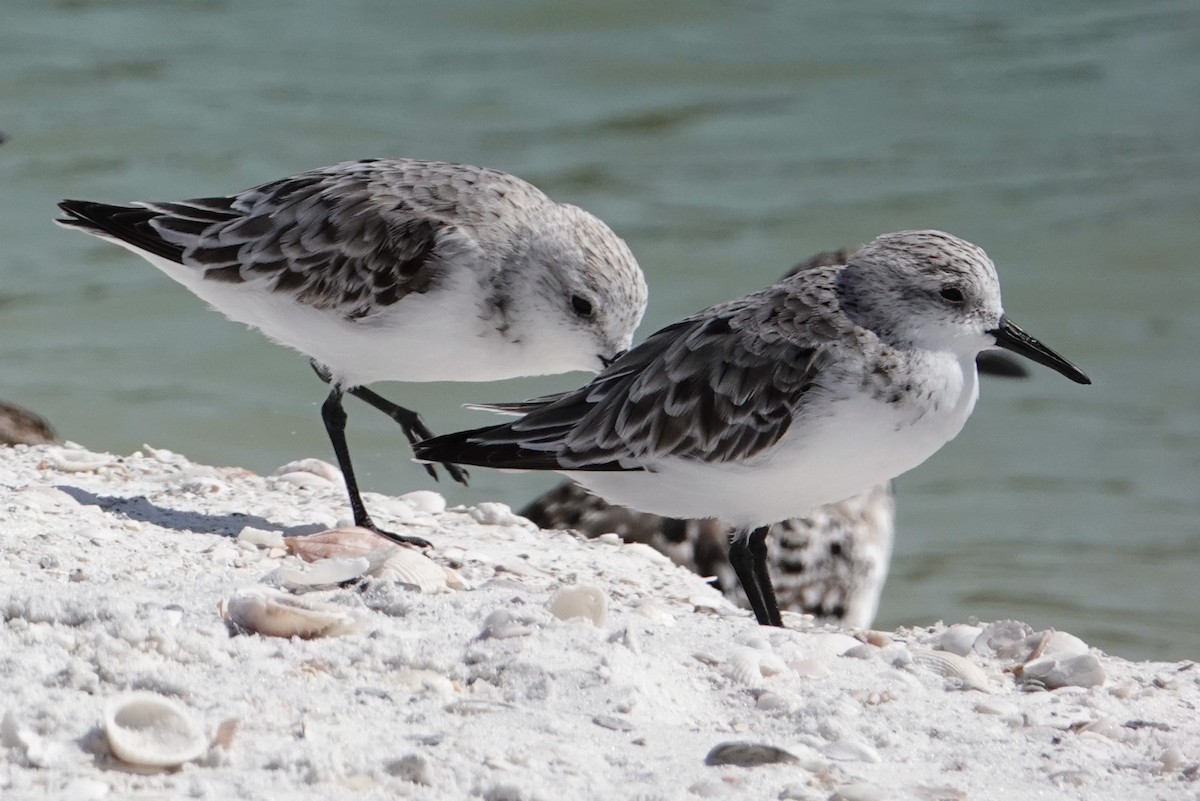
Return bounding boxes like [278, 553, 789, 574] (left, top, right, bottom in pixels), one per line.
[137, 251, 589, 387]
[566, 356, 979, 528]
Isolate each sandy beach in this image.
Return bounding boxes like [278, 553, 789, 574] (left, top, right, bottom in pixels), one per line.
[1, 441, 1196, 800]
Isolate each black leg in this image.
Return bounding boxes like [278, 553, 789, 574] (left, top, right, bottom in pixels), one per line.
[728, 526, 783, 627]
[320, 387, 431, 548]
[747, 526, 783, 627]
[310, 361, 468, 486]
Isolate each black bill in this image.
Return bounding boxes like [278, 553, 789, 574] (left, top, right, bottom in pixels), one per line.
[989, 315, 1091, 385]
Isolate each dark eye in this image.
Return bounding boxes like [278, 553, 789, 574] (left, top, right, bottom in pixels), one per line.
[571, 294, 594, 318]
[939, 286, 965, 303]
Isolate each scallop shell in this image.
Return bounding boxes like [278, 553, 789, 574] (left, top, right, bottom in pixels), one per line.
[723, 648, 767, 686]
[911, 649, 991, 691]
[104, 691, 207, 768]
[368, 547, 451, 593]
[220, 588, 357, 639]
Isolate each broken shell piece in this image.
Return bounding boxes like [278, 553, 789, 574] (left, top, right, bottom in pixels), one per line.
[1019, 653, 1106, 689]
[220, 588, 357, 639]
[548, 584, 608, 626]
[911, 650, 991, 692]
[278, 556, 372, 588]
[285, 527, 394, 562]
[237, 526, 285, 550]
[271, 458, 342, 483]
[104, 692, 207, 768]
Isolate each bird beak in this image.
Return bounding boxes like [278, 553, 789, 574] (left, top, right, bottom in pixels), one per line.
[988, 315, 1091, 385]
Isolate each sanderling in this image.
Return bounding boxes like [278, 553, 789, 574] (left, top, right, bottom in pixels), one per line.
[415, 230, 1091, 626]
[0, 401, 58, 447]
[518, 246, 1030, 629]
[56, 158, 648, 545]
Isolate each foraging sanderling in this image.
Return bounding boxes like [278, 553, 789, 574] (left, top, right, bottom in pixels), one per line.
[415, 230, 1091, 626]
[518, 246, 1031, 629]
[56, 158, 648, 545]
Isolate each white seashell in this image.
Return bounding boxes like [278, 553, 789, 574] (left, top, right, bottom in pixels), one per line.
[911, 650, 991, 691]
[468, 501, 528, 527]
[103, 691, 207, 768]
[803, 632, 863, 660]
[975, 700, 1020, 717]
[400, 490, 446, 515]
[237, 526, 285, 549]
[271, 458, 342, 483]
[973, 620, 1036, 659]
[1020, 653, 1106, 689]
[632, 600, 676, 624]
[272, 471, 335, 489]
[278, 556, 372, 587]
[790, 658, 832, 679]
[368, 547, 451, 593]
[42, 447, 115, 473]
[1161, 747, 1186, 774]
[821, 737, 881, 763]
[723, 648, 766, 686]
[938, 624, 983, 656]
[623, 542, 672, 565]
[478, 609, 532, 640]
[548, 584, 608, 626]
[1037, 630, 1090, 660]
[220, 588, 357, 638]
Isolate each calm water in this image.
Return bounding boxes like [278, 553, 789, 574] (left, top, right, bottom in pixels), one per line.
[3, 0, 1198, 659]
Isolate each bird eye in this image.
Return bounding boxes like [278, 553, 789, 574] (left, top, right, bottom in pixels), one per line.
[570, 294, 594, 318]
[939, 286, 965, 303]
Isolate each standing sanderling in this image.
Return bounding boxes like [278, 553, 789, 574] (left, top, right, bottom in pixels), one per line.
[56, 158, 648, 545]
[518, 246, 1030, 629]
[414, 230, 1091, 626]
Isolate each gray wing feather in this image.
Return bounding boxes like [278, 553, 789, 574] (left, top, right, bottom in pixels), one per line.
[142, 159, 550, 319]
[490, 275, 845, 467]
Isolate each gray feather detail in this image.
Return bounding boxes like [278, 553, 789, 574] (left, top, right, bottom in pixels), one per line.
[470, 269, 855, 468]
[138, 159, 555, 320]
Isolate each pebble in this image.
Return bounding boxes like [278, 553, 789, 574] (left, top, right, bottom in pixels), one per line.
[592, 715, 635, 732]
[385, 753, 433, 785]
[704, 741, 799, 767]
[547, 584, 608, 626]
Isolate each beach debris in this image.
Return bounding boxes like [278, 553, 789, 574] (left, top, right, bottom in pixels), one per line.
[270, 458, 342, 488]
[285, 526, 393, 561]
[821, 737, 882, 763]
[911, 649, 991, 692]
[237, 526, 285, 550]
[278, 556, 372, 588]
[103, 691, 207, 769]
[1017, 653, 1106, 689]
[371, 547, 458, 593]
[219, 588, 357, 639]
[937, 624, 983, 656]
[548, 583, 608, 626]
[400, 490, 446, 515]
[2, 710, 65, 768]
[704, 741, 799, 767]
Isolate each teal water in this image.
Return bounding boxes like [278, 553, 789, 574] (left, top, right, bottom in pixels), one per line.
[3, 0, 1198, 659]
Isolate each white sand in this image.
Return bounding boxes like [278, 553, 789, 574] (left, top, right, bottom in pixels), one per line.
[1, 442, 1196, 801]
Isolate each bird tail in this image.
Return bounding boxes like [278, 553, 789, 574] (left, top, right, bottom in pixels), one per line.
[413, 425, 570, 471]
